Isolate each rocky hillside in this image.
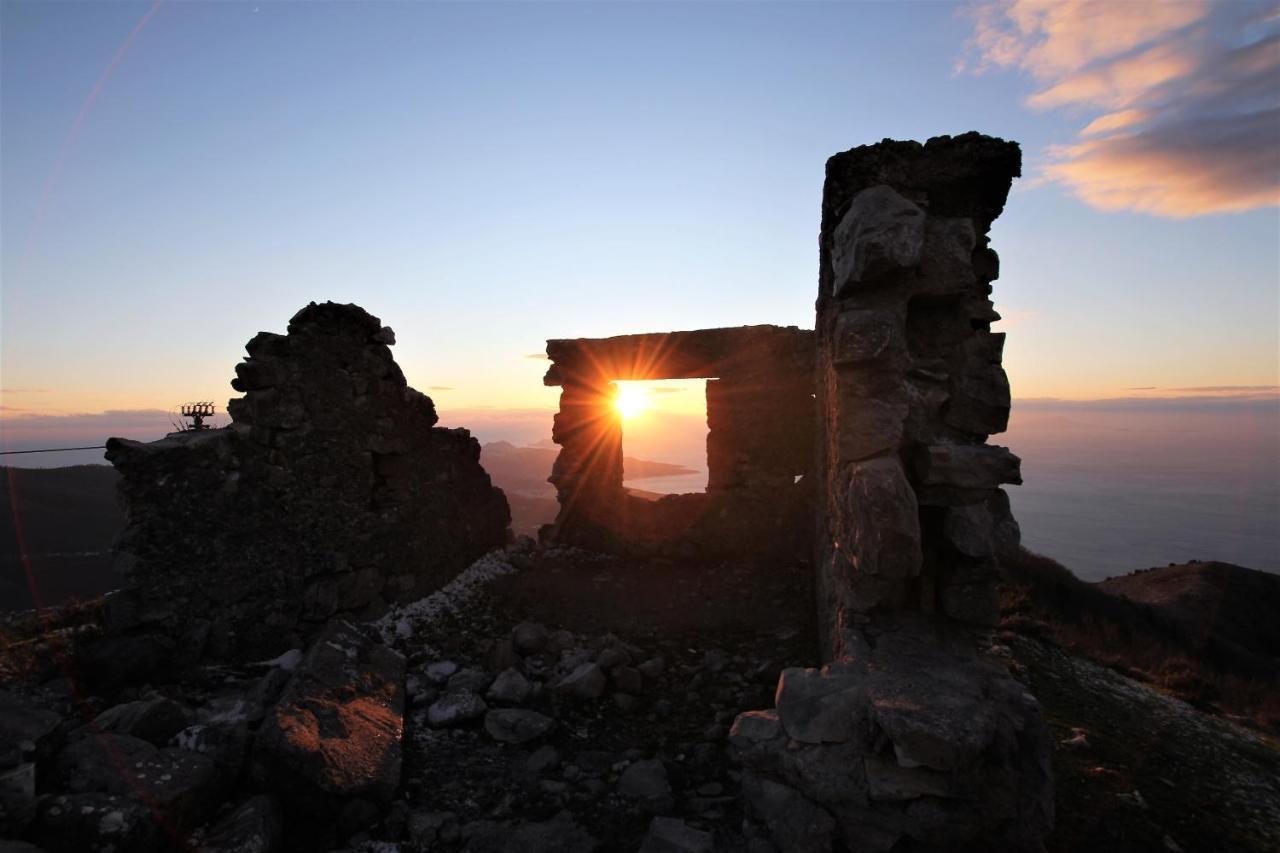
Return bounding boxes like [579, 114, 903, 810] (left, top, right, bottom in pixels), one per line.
[2, 544, 1277, 853]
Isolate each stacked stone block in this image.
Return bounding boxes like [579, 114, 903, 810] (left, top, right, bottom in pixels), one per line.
[731, 134, 1052, 852]
[815, 132, 1025, 656]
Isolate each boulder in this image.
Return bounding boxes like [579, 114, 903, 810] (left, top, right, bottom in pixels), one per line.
[30, 793, 159, 853]
[428, 691, 488, 728]
[252, 620, 405, 807]
[93, 697, 190, 746]
[196, 795, 283, 853]
[486, 669, 532, 705]
[639, 816, 714, 853]
[484, 709, 555, 744]
[512, 622, 550, 655]
[617, 759, 673, 813]
[741, 775, 835, 853]
[53, 734, 220, 832]
[553, 663, 606, 700]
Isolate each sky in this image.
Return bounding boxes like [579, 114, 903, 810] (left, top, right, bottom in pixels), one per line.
[2, 0, 1278, 446]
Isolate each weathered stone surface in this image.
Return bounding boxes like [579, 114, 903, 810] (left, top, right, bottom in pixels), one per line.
[484, 709, 554, 744]
[93, 697, 190, 747]
[639, 816, 714, 853]
[486, 668, 532, 705]
[105, 302, 510, 661]
[53, 734, 220, 832]
[831, 185, 926, 295]
[196, 795, 283, 853]
[617, 759, 673, 813]
[863, 755, 957, 801]
[742, 774, 836, 853]
[914, 444, 1022, 488]
[915, 216, 978, 293]
[843, 457, 921, 582]
[512, 621, 550, 654]
[553, 663, 606, 700]
[733, 615, 1052, 853]
[942, 502, 996, 558]
[30, 792, 159, 853]
[0, 691, 60, 765]
[834, 396, 907, 462]
[462, 810, 597, 853]
[427, 691, 487, 728]
[774, 666, 867, 744]
[832, 309, 903, 365]
[252, 620, 404, 807]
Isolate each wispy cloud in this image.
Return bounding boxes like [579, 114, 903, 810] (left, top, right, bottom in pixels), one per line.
[524, 353, 549, 361]
[427, 385, 455, 391]
[961, 0, 1280, 217]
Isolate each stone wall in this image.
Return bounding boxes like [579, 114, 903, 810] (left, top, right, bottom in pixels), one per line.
[814, 133, 1025, 657]
[729, 135, 1053, 852]
[543, 325, 814, 558]
[105, 302, 510, 661]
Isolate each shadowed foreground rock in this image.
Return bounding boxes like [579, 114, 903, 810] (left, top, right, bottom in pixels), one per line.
[253, 620, 404, 843]
[103, 302, 510, 663]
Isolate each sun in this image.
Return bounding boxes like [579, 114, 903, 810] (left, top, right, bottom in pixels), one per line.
[614, 384, 650, 420]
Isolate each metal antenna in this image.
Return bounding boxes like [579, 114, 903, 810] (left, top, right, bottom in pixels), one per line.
[178, 401, 216, 431]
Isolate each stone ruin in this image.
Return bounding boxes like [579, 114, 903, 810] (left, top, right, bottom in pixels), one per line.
[542, 325, 814, 558]
[542, 133, 1053, 851]
[104, 302, 510, 662]
[92, 132, 1052, 851]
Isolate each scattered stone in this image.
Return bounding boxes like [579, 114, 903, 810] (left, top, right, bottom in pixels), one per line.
[195, 795, 282, 853]
[93, 697, 190, 747]
[408, 809, 457, 848]
[54, 734, 220, 832]
[553, 663, 606, 700]
[428, 691, 488, 728]
[484, 710, 554, 744]
[638, 657, 666, 680]
[513, 622, 550, 655]
[462, 810, 596, 853]
[425, 660, 460, 685]
[639, 816, 714, 853]
[618, 759, 673, 813]
[612, 666, 643, 695]
[486, 669, 532, 705]
[525, 745, 560, 775]
[448, 668, 494, 694]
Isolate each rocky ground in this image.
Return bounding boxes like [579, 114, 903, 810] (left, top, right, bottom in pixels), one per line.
[2, 543, 1277, 853]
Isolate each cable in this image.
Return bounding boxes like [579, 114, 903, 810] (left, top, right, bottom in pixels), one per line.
[0, 446, 106, 456]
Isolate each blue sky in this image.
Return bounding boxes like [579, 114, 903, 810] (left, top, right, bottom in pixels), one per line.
[2, 0, 1277, 426]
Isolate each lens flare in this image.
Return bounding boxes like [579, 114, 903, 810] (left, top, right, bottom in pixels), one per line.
[615, 385, 649, 420]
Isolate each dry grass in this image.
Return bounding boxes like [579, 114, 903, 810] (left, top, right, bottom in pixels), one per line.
[1000, 548, 1280, 732]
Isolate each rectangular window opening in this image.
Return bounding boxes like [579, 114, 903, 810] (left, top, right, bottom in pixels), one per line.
[616, 378, 709, 497]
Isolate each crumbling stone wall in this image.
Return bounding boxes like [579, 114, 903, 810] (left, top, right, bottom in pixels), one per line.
[730, 135, 1052, 852]
[543, 325, 814, 558]
[105, 302, 510, 661]
[814, 133, 1025, 656]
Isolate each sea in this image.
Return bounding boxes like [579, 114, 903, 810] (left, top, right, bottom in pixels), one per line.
[623, 400, 1280, 582]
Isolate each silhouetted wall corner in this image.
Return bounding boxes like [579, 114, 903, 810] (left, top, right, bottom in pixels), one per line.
[104, 301, 510, 661]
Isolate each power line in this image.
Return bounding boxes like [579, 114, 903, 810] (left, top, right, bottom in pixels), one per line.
[0, 445, 106, 456]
